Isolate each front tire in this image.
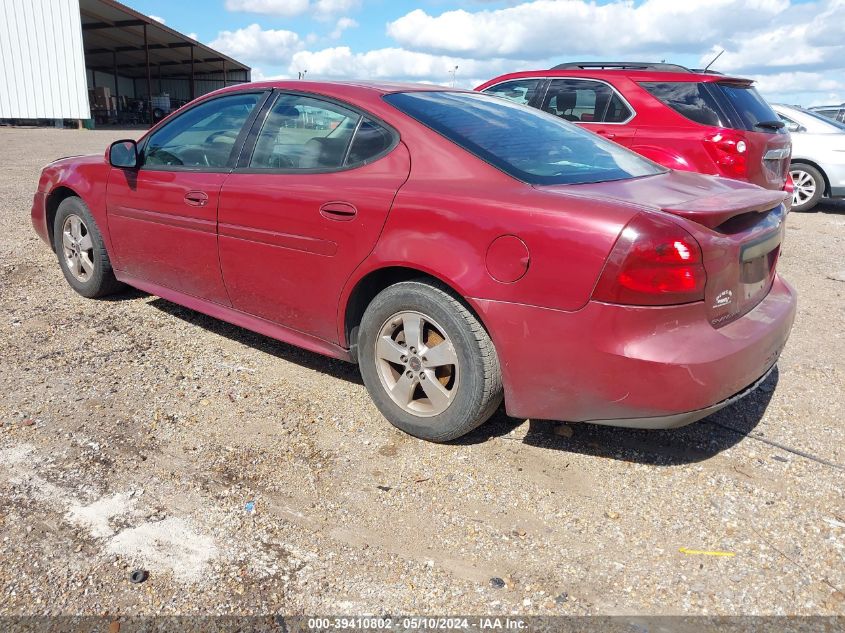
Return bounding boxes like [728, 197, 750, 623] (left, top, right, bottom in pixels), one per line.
[53, 196, 124, 298]
[790, 163, 824, 212]
[358, 280, 503, 442]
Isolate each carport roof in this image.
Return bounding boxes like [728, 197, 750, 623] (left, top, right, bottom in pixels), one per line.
[80, 0, 249, 79]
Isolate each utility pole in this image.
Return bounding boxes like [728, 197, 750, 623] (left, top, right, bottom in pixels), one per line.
[448, 65, 458, 87]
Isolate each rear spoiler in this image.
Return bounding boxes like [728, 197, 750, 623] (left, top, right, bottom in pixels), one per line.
[661, 189, 787, 229]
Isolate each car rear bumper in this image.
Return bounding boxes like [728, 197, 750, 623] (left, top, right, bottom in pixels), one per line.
[473, 274, 796, 427]
[584, 363, 776, 429]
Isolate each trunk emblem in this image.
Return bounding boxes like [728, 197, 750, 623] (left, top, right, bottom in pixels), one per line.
[714, 289, 733, 308]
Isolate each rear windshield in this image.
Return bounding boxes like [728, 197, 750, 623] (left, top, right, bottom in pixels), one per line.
[384, 91, 664, 185]
[718, 83, 780, 130]
[640, 81, 782, 133]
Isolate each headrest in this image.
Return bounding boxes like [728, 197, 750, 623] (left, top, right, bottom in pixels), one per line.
[274, 105, 300, 117]
[556, 91, 576, 110]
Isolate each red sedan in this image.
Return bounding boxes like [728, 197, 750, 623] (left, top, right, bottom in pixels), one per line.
[31, 82, 796, 442]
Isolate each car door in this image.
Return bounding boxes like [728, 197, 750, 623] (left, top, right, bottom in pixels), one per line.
[538, 78, 637, 147]
[106, 91, 267, 304]
[217, 91, 411, 343]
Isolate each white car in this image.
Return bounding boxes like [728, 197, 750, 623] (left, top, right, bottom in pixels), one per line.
[772, 103, 845, 211]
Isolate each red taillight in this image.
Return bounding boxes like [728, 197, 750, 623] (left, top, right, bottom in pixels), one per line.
[704, 129, 748, 178]
[784, 171, 795, 195]
[593, 213, 707, 306]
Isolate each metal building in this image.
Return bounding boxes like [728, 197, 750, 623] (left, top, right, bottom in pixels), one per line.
[0, 0, 250, 125]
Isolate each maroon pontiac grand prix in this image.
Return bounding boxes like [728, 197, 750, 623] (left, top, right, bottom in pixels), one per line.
[31, 81, 796, 442]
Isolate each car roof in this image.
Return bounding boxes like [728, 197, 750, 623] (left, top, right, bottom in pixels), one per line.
[217, 80, 461, 96]
[479, 69, 753, 86]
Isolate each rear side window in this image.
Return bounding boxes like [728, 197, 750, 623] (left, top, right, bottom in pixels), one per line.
[482, 79, 542, 106]
[639, 82, 729, 127]
[346, 118, 395, 165]
[249, 94, 359, 170]
[541, 79, 632, 123]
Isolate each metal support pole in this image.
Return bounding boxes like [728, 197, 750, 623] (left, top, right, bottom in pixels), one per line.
[190, 45, 195, 101]
[144, 24, 153, 124]
[112, 51, 119, 110]
[222, 59, 227, 87]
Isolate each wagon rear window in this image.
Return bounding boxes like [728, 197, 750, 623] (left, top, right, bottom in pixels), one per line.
[384, 91, 663, 186]
[640, 81, 783, 133]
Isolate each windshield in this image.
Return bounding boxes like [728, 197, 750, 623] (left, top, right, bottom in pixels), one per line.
[384, 91, 665, 185]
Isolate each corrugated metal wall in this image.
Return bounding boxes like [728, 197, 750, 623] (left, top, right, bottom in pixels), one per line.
[0, 0, 90, 119]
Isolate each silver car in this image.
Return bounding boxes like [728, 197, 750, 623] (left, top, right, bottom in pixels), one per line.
[809, 104, 845, 124]
[773, 103, 845, 211]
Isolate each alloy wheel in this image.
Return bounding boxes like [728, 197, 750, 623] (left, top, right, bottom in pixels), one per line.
[61, 214, 95, 282]
[374, 310, 460, 417]
[790, 168, 817, 207]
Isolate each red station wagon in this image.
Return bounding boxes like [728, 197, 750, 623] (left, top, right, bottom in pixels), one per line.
[32, 82, 796, 442]
[477, 62, 793, 194]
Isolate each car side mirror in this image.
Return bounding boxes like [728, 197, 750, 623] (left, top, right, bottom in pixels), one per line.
[785, 122, 804, 133]
[109, 139, 139, 169]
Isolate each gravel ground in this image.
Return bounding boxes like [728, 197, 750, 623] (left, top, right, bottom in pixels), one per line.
[0, 127, 843, 617]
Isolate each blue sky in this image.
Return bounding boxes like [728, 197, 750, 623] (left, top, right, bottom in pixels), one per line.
[127, 0, 845, 107]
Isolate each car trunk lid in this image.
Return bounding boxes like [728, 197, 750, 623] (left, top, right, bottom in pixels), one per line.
[538, 170, 787, 325]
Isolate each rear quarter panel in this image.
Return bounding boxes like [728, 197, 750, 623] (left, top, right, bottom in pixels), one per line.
[340, 118, 642, 342]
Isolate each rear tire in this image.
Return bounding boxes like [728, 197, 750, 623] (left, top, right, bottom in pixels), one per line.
[53, 196, 124, 298]
[358, 280, 503, 442]
[790, 163, 824, 212]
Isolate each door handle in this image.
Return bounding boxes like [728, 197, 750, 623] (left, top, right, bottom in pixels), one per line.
[320, 202, 357, 221]
[184, 191, 209, 207]
[597, 130, 616, 139]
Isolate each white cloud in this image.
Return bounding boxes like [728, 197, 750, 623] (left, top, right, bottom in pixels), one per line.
[330, 17, 358, 39]
[686, 0, 845, 104]
[149, 15, 166, 23]
[224, 0, 359, 19]
[314, 0, 361, 19]
[207, 0, 845, 106]
[387, 0, 789, 59]
[753, 71, 845, 99]
[250, 67, 292, 82]
[224, 0, 310, 17]
[288, 46, 525, 87]
[209, 24, 304, 65]
[699, 0, 845, 75]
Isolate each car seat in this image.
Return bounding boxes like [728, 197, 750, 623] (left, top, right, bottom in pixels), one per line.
[549, 91, 578, 121]
[300, 137, 350, 168]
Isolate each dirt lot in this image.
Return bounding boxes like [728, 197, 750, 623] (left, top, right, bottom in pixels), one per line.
[0, 127, 843, 617]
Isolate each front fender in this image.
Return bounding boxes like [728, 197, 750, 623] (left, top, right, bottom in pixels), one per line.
[35, 155, 115, 260]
